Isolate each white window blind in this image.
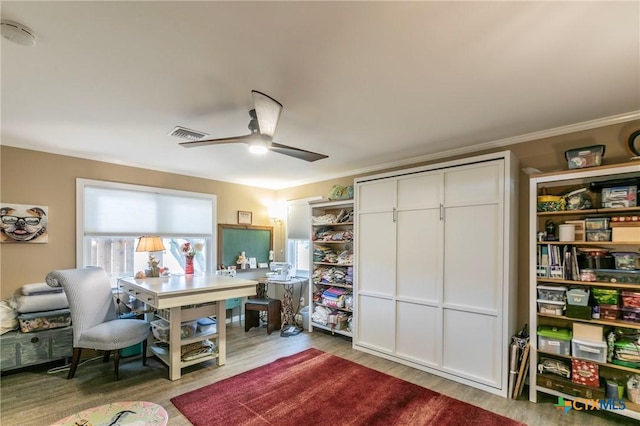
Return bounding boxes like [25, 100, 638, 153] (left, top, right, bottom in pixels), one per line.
[83, 185, 213, 235]
[287, 202, 312, 240]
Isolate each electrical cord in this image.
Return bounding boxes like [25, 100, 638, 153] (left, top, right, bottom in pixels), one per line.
[47, 355, 103, 375]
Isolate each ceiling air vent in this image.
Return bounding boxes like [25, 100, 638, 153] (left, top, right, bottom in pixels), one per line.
[168, 126, 209, 141]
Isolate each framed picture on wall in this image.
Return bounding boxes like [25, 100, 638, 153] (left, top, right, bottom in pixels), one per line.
[238, 211, 252, 225]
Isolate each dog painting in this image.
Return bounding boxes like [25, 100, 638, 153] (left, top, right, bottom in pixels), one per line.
[0, 204, 48, 243]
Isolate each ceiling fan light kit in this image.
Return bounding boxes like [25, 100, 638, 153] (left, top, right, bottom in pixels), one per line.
[1, 20, 36, 47]
[177, 90, 328, 162]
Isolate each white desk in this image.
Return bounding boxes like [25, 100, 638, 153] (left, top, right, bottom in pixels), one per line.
[119, 274, 257, 380]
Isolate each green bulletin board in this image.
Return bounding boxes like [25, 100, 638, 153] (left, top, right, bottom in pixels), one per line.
[217, 224, 273, 269]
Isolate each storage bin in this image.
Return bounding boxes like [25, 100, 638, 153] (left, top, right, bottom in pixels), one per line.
[621, 307, 640, 323]
[17, 309, 72, 333]
[566, 288, 590, 306]
[151, 319, 198, 341]
[612, 252, 640, 270]
[566, 304, 591, 320]
[621, 291, 640, 308]
[572, 338, 607, 363]
[578, 254, 615, 270]
[586, 230, 611, 242]
[598, 304, 620, 321]
[197, 317, 216, 334]
[594, 269, 640, 284]
[151, 319, 170, 341]
[593, 288, 620, 304]
[537, 326, 572, 355]
[537, 285, 567, 302]
[585, 217, 610, 230]
[537, 195, 565, 212]
[602, 185, 637, 208]
[537, 299, 565, 316]
[180, 320, 198, 338]
[565, 145, 605, 169]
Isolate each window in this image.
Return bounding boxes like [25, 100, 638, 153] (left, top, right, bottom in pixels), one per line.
[77, 179, 216, 279]
[285, 197, 321, 278]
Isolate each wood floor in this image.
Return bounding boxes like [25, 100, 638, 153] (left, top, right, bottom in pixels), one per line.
[1, 323, 637, 426]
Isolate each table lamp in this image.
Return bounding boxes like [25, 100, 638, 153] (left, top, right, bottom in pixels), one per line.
[136, 236, 165, 277]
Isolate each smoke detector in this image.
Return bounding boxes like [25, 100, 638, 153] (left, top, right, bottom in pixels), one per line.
[1, 20, 36, 47]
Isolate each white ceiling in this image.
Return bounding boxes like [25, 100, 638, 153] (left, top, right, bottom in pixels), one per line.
[2, 1, 639, 189]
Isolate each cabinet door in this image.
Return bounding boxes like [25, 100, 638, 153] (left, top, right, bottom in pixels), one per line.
[442, 160, 504, 389]
[396, 300, 439, 366]
[396, 172, 442, 303]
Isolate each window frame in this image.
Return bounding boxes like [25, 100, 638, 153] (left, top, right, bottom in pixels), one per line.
[76, 179, 217, 277]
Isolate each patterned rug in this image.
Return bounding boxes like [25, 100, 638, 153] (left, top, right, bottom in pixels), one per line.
[171, 348, 526, 426]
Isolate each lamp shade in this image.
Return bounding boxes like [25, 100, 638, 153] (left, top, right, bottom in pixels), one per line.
[136, 236, 165, 252]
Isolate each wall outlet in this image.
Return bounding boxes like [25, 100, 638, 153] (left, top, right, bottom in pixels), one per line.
[299, 296, 305, 305]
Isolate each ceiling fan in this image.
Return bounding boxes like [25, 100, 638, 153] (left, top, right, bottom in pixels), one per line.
[178, 90, 328, 162]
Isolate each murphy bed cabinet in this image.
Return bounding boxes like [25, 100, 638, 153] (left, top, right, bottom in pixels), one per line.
[529, 161, 640, 420]
[309, 199, 354, 337]
[354, 151, 518, 397]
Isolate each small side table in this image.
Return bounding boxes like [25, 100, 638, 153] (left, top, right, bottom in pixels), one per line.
[51, 401, 168, 426]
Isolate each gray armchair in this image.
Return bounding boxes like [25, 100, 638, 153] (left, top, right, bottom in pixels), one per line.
[46, 267, 150, 380]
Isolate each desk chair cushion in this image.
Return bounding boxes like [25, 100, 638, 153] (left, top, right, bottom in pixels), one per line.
[77, 318, 151, 351]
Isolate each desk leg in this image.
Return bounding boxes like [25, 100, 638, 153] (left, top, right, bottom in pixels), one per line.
[282, 284, 295, 326]
[169, 306, 181, 381]
[217, 299, 226, 366]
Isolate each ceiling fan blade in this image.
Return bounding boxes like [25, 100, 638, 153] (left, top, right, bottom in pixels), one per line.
[179, 135, 251, 148]
[270, 142, 328, 162]
[252, 90, 282, 139]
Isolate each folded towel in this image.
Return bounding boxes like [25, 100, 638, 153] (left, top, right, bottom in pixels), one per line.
[21, 282, 63, 296]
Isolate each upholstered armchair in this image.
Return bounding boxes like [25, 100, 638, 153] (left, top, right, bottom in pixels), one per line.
[46, 267, 150, 380]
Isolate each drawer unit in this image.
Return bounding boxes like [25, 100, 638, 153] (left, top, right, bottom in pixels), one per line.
[571, 338, 607, 363]
[0, 326, 73, 371]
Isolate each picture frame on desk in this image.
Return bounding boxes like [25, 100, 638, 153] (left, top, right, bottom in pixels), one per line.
[238, 211, 252, 225]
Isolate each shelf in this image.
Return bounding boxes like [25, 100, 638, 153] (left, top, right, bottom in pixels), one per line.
[313, 282, 353, 289]
[311, 321, 352, 337]
[537, 313, 640, 330]
[537, 350, 640, 374]
[536, 278, 640, 290]
[149, 344, 218, 368]
[530, 162, 640, 419]
[535, 384, 640, 420]
[312, 240, 353, 244]
[537, 241, 640, 246]
[312, 222, 354, 227]
[537, 207, 640, 216]
[313, 262, 353, 266]
[313, 302, 353, 313]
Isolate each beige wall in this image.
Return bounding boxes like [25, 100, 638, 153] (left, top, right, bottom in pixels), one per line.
[278, 120, 640, 328]
[2, 119, 639, 324]
[0, 147, 276, 298]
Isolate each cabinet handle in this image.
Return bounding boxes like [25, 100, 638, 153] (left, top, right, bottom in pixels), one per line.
[30, 337, 39, 343]
[392, 207, 397, 223]
[439, 203, 444, 221]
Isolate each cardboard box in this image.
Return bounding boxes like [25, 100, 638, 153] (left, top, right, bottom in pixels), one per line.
[573, 323, 603, 342]
[613, 227, 640, 242]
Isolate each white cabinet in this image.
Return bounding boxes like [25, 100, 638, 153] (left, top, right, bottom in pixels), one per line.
[354, 151, 518, 397]
[308, 199, 355, 337]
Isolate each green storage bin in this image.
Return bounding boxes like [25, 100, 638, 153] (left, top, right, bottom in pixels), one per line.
[593, 288, 620, 305]
[566, 304, 592, 320]
[537, 325, 572, 341]
[537, 325, 572, 355]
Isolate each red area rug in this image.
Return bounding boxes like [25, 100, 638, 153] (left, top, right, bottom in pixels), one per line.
[171, 348, 526, 426]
